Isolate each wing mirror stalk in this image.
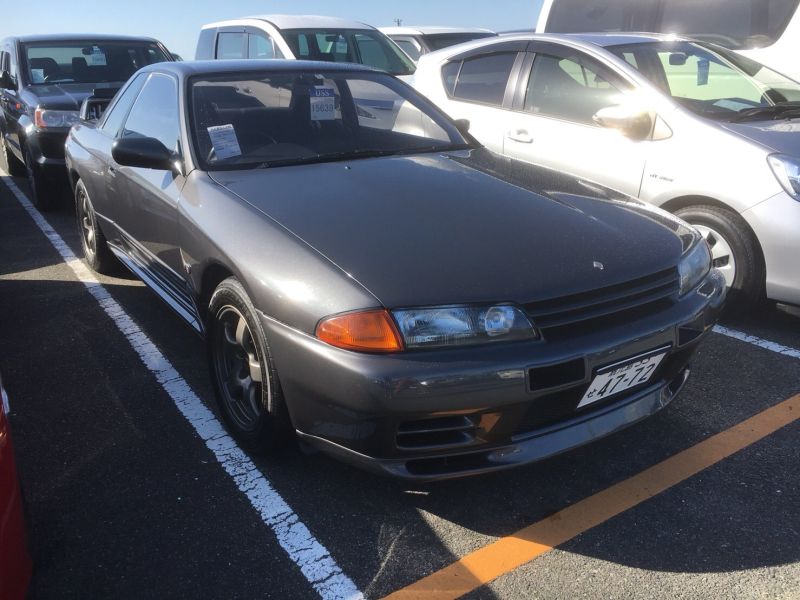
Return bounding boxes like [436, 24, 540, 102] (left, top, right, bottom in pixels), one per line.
[112, 137, 183, 174]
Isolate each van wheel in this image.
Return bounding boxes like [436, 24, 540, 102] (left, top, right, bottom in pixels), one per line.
[25, 146, 59, 211]
[674, 205, 764, 310]
[0, 133, 25, 176]
[208, 277, 292, 453]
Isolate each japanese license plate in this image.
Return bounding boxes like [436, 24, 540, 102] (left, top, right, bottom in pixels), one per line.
[577, 349, 668, 409]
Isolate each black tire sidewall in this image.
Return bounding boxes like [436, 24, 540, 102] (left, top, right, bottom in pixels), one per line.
[75, 179, 115, 273]
[207, 278, 290, 452]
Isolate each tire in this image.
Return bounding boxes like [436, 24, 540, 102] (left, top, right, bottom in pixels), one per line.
[207, 277, 292, 453]
[0, 131, 25, 176]
[674, 204, 764, 310]
[24, 146, 59, 211]
[75, 179, 117, 274]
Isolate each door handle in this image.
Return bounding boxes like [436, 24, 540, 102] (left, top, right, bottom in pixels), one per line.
[507, 129, 533, 144]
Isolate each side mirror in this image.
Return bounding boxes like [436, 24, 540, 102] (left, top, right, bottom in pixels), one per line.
[112, 137, 176, 170]
[80, 97, 111, 121]
[0, 71, 14, 90]
[454, 118, 470, 137]
[593, 104, 653, 141]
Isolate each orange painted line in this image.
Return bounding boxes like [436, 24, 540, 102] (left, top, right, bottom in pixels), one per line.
[384, 393, 800, 600]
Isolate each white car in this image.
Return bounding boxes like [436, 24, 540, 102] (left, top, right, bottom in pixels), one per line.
[413, 33, 800, 307]
[379, 26, 496, 62]
[535, 0, 800, 83]
[196, 14, 416, 81]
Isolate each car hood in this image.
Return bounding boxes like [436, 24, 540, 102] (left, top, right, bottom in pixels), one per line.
[209, 149, 684, 308]
[22, 82, 121, 111]
[720, 119, 800, 156]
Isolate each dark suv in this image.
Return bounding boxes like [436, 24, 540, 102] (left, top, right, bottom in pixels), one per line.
[0, 34, 173, 210]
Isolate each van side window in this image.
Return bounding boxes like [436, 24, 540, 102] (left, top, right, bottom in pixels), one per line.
[217, 32, 246, 60]
[451, 52, 517, 106]
[524, 53, 627, 125]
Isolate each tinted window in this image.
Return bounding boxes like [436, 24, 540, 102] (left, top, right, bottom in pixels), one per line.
[442, 61, 461, 95]
[524, 53, 627, 124]
[248, 32, 282, 59]
[121, 74, 180, 152]
[425, 33, 497, 51]
[100, 73, 146, 135]
[393, 38, 421, 61]
[546, 0, 800, 49]
[216, 32, 245, 59]
[452, 52, 516, 106]
[22, 41, 170, 85]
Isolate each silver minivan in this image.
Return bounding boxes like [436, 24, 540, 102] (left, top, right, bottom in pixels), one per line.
[413, 33, 800, 307]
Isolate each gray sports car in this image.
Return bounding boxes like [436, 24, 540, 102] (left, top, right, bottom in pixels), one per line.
[65, 60, 725, 480]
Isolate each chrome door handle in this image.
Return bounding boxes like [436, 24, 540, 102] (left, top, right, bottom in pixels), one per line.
[507, 129, 533, 144]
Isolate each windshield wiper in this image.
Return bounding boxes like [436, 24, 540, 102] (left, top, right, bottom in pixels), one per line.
[730, 101, 800, 122]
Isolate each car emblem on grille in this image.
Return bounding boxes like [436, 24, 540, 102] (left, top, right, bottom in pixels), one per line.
[593, 261, 605, 271]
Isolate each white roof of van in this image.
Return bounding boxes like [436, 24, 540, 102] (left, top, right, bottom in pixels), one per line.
[380, 26, 495, 36]
[229, 15, 374, 30]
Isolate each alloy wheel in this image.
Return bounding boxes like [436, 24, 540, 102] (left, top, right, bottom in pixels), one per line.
[78, 187, 97, 260]
[694, 224, 736, 288]
[212, 306, 267, 432]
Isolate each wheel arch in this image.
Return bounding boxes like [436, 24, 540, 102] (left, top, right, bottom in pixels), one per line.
[197, 261, 235, 322]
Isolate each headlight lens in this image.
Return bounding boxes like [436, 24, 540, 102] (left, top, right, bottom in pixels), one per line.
[34, 108, 80, 129]
[392, 304, 537, 349]
[767, 154, 800, 200]
[678, 240, 712, 295]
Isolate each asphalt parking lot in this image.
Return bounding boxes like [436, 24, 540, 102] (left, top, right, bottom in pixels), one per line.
[1, 168, 798, 600]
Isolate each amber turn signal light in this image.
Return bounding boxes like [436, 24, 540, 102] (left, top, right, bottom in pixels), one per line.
[316, 309, 404, 353]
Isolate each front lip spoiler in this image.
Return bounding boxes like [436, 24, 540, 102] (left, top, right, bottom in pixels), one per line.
[297, 367, 691, 482]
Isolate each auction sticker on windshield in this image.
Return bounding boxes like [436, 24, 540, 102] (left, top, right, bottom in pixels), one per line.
[578, 348, 668, 408]
[311, 87, 336, 121]
[207, 124, 242, 160]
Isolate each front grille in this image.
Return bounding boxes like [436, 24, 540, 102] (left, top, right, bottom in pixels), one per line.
[524, 268, 679, 341]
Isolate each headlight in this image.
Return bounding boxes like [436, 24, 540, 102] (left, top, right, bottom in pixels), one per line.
[392, 304, 538, 349]
[678, 240, 712, 295]
[767, 154, 800, 200]
[34, 108, 80, 129]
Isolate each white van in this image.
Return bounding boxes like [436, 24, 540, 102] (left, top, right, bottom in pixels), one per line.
[536, 0, 800, 81]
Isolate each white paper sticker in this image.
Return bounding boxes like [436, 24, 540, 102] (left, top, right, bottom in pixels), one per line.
[335, 40, 348, 54]
[310, 87, 336, 121]
[88, 47, 107, 66]
[31, 68, 45, 83]
[207, 124, 242, 159]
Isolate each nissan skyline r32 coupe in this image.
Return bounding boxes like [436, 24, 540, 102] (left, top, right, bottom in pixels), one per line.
[65, 60, 725, 480]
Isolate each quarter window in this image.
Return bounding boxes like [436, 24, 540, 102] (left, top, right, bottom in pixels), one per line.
[99, 73, 146, 135]
[524, 53, 627, 125]
[216, 32, 246, 59]
[451, 52, 517, 106]
[121, 74, 180, 153]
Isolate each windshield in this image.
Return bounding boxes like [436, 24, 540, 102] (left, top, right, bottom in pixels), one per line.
[281, 29, 416, 76]
[545, 0, 800, 50]
[23, 41, 170, 85]
[608, 41, 800, 119]
[190, 71, 471, 171]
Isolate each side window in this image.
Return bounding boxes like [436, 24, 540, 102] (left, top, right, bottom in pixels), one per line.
[354, 34, 390, 70]
[216, 32, 246, 60]
[100, 73, 146, 135]
[452, 52, 517, 106]
[392, 37, 421, 62]
[248, 32, 282, 59]
[121, 74, 180, 153]
[8, 46, 18, 84]
[442, 61, 461, 95]
[524, 53, 627, 125]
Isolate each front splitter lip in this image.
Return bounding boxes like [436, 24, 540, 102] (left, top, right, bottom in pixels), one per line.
[297, 367, 690, 482]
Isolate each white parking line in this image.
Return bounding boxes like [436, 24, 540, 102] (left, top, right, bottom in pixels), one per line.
[713, 325, 800, 360]
[0, 171, 363, 600]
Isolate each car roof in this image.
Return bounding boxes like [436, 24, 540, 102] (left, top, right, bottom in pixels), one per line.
[7, 33, 162, 44]
[141, 59, 377, 78]
[204, 14, 373, 31]
[380, 26, 495, 36]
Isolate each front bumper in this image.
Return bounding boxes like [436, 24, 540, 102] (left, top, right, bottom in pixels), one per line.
[25, 130, 69, 180]
[742, 190, 800, 305]
[261, 270, 726, 481]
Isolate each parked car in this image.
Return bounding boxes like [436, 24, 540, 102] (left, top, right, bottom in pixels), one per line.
[412, 33, 800, 308]
[536, 0, 800, 82]
[195, 15, 416, 80]
[0, 34, 173, 210]
[66, 60, 724, 480]
[379, 26, 497, 62]
[0, 372, 32, 600]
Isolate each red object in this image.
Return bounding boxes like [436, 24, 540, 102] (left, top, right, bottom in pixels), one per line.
[0, 377, 32, 600]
